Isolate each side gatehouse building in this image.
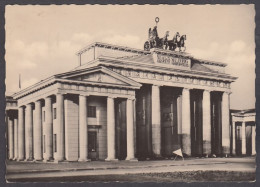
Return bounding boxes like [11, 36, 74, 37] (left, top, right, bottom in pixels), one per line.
[5, 41, 255, 162]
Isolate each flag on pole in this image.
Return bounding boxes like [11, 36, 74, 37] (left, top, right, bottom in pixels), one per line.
[173, 148, 184, 161]
[19, 74, 21, 89]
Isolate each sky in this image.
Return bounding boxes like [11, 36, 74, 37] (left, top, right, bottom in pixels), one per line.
[5, 5, 255, 109]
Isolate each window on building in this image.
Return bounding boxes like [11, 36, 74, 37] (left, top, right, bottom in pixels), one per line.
[53, 134, 57, 153]
[88, 106, 96, 118]
[88, 132, 97, 152]
[53, 108, 57, 119]
[43, 135, 46, 153]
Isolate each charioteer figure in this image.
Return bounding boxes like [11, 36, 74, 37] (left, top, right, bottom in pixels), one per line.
[144, 17, 187, 52]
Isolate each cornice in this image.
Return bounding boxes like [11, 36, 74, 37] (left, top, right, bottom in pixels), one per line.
[97, 56, 237, 82]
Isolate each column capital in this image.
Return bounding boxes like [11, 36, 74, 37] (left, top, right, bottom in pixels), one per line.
[107, 95, 117, 99]
[152, 84, 161, 87]
[203, 89, 212, 93]
[79, 93, 89, 97]
[223, 91, 232, 95]
[182, 87, 190, 91]
[127, 97, 136, 101]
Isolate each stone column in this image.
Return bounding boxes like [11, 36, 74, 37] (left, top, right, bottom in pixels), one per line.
[202, 90, 211, 156]
[8, 116, 14, 159]
[34, 100, 42, 161]
[182, 88, 191, 156]
[177, 95, 182, 147]
[222, 92, 230, 155]
[126, 98, 136, 161]
[78, 95, 89, 161]
[25, 104, 33, 160]
[151, 85, 161, 157]
[105, 96, 117, 161]
[252, 125, 256, 155]
[232, 121, 236, 155]
[56, 94, 65, 161]
[18, 107, 25, 161]
[44, 97, 53, 161]
[241, 122, 246, 155]
[14, 118, 18, 160]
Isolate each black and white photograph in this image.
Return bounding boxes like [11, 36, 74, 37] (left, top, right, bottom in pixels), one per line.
[4, 4, 256, 182]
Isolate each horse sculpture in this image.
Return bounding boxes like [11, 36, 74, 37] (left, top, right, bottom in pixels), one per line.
[143, 25, 186, 52]
[167, 32, 180, 51]
[144, 28, 170, 51]
[177, 35, 186, 52]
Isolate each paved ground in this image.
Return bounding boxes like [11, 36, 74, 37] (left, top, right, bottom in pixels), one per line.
[5, 157, 256, 182]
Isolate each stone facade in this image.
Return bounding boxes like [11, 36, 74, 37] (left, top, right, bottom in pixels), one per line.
[5, 42, 239, 162]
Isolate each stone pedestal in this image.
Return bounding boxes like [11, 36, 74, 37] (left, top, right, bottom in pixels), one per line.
[151, 85, 161, 157]
[182, 88, 191, 156]
[202, 90, 211, 156]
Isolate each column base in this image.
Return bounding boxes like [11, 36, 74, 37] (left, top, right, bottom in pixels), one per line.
[24, 158, 34, 162]
[78, 158, 91, 162]
[17, 158, 25, 161]
[125, 157, 138, 162]
[105, 158, 118, 162]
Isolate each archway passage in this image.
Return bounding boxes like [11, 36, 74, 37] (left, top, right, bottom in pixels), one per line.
[211, 92, 222, 156]
[136, 84, 152, 160]
[190, 89, 203, 156]
[235, 122, 242, 156]
[160, 87, 181, 157]
[246, 122, 253, 156]
[115, 99, 127, 160]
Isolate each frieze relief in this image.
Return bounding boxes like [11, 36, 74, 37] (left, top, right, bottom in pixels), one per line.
[110, 67, 230, 90]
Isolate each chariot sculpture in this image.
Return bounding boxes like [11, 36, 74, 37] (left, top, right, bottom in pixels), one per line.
[144, 17, 187, 52]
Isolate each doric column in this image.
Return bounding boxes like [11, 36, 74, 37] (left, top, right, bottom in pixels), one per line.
[78, 95, 89, 161]
[202, 90, 211, 156]
[44, 97, 53, 161]
[182, 88, 191, 156]
[177, 95, 182, 146]
[151, 85, 161, 157]
[18, 107, 25, 161]
[252, 124, 256, 155]
[56, 93, 65, 161]
[126, 98, 136, 161]
[241, 122, 246, 155]
[25, 104, 33, 160]
[105, 96, 117, 161]
[14, 118, 18, 160]
[232, 121, 236, 155]
[222, 92, 230, 155]
[34, 100, 42, 161]
[8, 116, 14, 160]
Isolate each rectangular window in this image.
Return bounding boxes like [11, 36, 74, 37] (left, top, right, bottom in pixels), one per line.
[88, 106, 96, 118]
[53, 134, 57, 152]
[53, 108, 57, 119]
[43, 135, 46, 153]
